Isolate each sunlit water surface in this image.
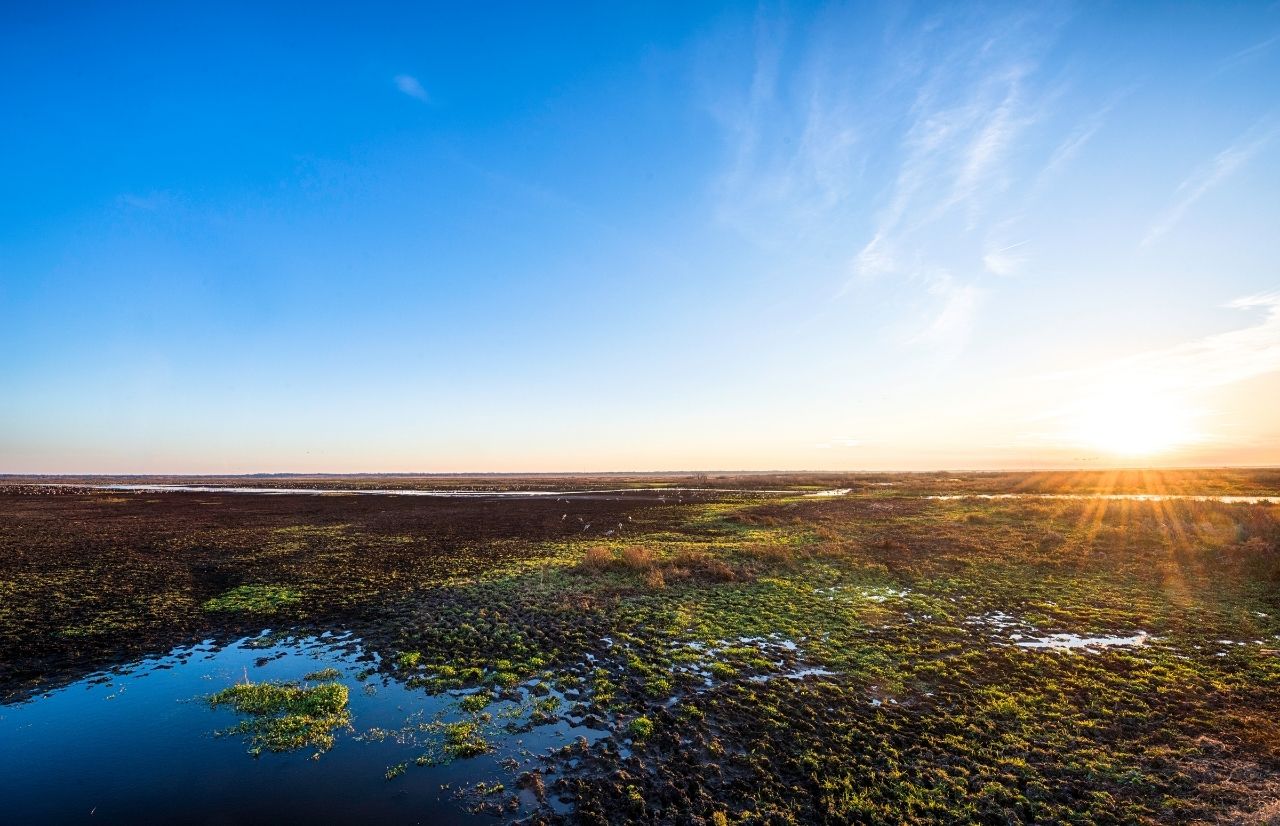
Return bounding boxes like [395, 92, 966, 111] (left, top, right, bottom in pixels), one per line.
[927, 493, 1279, 504]
[95, 485, 851, 498]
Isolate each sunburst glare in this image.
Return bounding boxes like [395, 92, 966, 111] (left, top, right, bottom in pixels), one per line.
[1069, 389, 1203, 457]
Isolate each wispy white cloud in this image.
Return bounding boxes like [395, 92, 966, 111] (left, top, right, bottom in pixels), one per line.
[704, 6, 1134, 359]
[910, 273, 982, 355]
[1130, 291, 1280, 390]
[1038, 119, 1100, 181]
[837, 15, 1066, 352]
[709, 9, 863, 237]
[1215, 32, 1280, 75]
[394, 74, 430, 103]
[1039, 290, 1280, 395]
[836, 14, 1108, 322]
[1032, 91, 1128, 190]
[1142, 124, 1277, 246]
[949, 66, 1034, 225]
[981, 239, 1030, 276]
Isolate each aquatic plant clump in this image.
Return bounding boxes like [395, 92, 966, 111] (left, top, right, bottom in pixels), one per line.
[208, 678, 351, 756]
[302, 667, 342, 681]
[441, 720, 492, 759]
[202, 584, 302, 614]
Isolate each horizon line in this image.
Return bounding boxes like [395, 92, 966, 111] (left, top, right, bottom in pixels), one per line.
[4, 464, 1279, 477]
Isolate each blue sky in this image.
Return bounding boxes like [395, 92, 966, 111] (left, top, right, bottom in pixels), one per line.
[2, 2, 1279, 472]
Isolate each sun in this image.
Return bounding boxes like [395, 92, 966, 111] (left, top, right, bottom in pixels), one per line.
[1070, 390, 1201, 457]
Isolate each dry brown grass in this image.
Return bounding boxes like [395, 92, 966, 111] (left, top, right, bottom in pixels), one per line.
[739, 543, 799, 567]
[664, 549, 738, 583]
[619, 545, 656, 571]
[577, 544, 743, 585]
[580, 546, 614, 570]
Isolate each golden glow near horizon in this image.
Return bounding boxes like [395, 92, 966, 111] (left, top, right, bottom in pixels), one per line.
[1067, 386, 1202, 458]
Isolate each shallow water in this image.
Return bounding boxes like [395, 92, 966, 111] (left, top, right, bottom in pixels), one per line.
[95, 484, 847, 498]
[1014, 631, 1151, 650]
[99, 486, 1268, 503]
[928, 493, 1280, 504]
[0, 633, 601, 824]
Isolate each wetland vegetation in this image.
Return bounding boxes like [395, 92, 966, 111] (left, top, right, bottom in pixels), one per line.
[1, 470, 1279, 823]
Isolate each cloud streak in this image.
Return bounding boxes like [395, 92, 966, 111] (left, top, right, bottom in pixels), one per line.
[1124, 291, 1280, 392]
[707, 6, 1131, 359]
[708, 9, 862, 238]
[981, 239, 1030, 277]
[1142, 124, 1277, 246]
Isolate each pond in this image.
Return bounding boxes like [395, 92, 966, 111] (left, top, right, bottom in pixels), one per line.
[0, 632, 604, 824]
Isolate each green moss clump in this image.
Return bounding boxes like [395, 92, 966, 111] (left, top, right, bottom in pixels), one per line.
[202, 584, 301, 613]
[492, 670, 520, 688]
[459, 692, 491, 713]
[628, 716, 654, 740]
[208, 679, 351, 756]
[442, 720, 491, 759]
[710, 661, 738, 679]
[303, 667, 342, 681]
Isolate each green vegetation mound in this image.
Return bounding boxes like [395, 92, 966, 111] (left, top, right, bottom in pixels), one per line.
[202, 584, 301, 613]
[208, 678, 350, 756]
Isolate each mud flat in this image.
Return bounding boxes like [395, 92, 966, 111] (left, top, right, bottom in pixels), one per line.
[2, 471, 1279, 823]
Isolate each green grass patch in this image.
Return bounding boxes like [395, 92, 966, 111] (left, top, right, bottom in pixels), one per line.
[459, 692, 491, 713]
[441, 720, 491, 759]
[208, 678, 351, 756]
[202, 584, 301, 613]
[302, 667, 342, 681]
[628, 716, 654, 740]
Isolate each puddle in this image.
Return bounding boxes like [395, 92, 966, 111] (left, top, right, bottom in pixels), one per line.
[965, 611, 1023, 630]
[749, 667, 838, 683]
[661, 634, 835, 692]
[814, 585, 911, 603]
[1015, 632, 1150, 650]
[0, 633, 604, 824]
[964, 611, 1152, 652]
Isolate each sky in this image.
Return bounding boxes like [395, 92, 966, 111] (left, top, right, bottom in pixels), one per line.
[2, 1, 1279, 474]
